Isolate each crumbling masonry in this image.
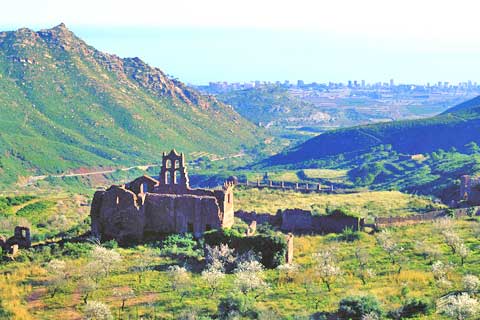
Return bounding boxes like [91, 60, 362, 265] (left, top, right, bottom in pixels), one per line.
[90, 150, 235, 244]
[460, 175, 480, 205]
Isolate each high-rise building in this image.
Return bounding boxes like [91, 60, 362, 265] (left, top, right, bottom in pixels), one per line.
[390, 79, 394, 87]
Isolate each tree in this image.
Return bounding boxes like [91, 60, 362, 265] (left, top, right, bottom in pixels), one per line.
[201, 267, 225, 297]
[234, 259, 268, 297]
[167, 265, 191, 302]
[79, 278, 97, 304]
[376, 230, 403, 268]
[436, 219, 469, 265]
[83, 260, 104, 284]
[276, 263, 299, 286]
[414, 240, 440, 264]
[457, 243, 469, 266]
[463, 275, 480, 295]
[443, 230, 461, 254]
[432, 260, 452, 289]
[355, 248, 375, 285]
[91, 246, 122, 277]
[312, 248, 342, 291]
[205, 244, 236, 272]
[438, 293, 479, 320]
[132, 250, 155, 284]
[113, 287, 135, 311]
[84, 301, 113, 320]
[436, 219, 460, 253]
[45, 259, 69, 298]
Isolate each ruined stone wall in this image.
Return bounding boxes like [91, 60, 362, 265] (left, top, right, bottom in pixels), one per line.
[143, 193, 222, 238]
[235, 210, 279, 225]
[280, 209, 314, 233]
[460, 175, 480, 205]
[375, 208, 475, 227]
[235, 209, 361, 234]
[91, 186, 225, 244]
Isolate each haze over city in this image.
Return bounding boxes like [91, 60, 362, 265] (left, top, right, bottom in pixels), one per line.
[2, 0, 480, 84]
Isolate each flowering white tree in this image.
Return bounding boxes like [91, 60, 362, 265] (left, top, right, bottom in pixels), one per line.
[276, 263, 299, 286]
[361, 312, 379, 320]
[84, 301, 113, 320]
[79, 278, 97, 304]
[457, 243, 469, 266]
[132, 250, 155, 284]
[355, 248, 375, 285]
[83, 260, 104, 284]
[414, 240, 441, 263]
[234, 259, 268, 297]
[113, 286, 135, 311]
[46, 259, 69, 298]
[91, 245, 122, 277]
[201, 267, 225, 297]
[438, 293, 479, 320]
[432, 260, 453, 290]
[312, 249, 342, 291]
[432, 261, 449, 281]
[463, 275, 480, 295]
[376, 230, 403, 265]
[167, 265, 191, 302]
[205, 244, 236, 272]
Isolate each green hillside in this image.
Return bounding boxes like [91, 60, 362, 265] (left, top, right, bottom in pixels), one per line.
[256, 96, 480, 198]
[0, 24, 264, 185]
[263, 96, 480, 167]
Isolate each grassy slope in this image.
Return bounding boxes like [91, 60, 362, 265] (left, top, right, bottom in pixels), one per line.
[0, 25, 264, 185]
[235, 188, 443, 217]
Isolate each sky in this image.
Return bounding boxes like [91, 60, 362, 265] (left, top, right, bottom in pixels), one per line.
[1, 0, 480, 84]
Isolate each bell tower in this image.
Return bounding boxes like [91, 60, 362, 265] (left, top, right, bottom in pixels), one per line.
[159, 149, 190, 191]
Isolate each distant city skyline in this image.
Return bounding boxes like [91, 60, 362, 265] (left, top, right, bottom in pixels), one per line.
[2, 0, 480, 85]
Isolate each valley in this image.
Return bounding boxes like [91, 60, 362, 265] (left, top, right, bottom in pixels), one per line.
[1, 22, 480, 320]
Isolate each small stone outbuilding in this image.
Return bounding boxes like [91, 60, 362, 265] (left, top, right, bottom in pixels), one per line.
[91, 150, 235, 244]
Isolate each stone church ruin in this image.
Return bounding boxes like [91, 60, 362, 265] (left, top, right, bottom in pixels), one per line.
[90, 150, 235, 244]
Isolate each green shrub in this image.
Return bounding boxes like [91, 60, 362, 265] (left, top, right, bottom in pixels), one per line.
[337, 227, 361, 242]
[217, 295, 257, 319]
[387, 298, 432, 319]
[160, 233, 202, 259]
[204, 229, 287, 268]
[102, 239, 118, 249]
[62, 242, 93, 259]
[338, 295, 383, 319]
[445, 208, 456, 218]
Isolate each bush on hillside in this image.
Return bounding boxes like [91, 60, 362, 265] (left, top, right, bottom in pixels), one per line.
[387, 298, 432, 319]
[204, 229, 287, 268]
[338, 295, 383, 320]
[160, 233, 203, 259]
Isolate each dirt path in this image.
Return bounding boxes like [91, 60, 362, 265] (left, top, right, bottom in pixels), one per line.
[23, 151, 247, 186]
[26, 287, 47, 311]
[27, 286, 83, 320]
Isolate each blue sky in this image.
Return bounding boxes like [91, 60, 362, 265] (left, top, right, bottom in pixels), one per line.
[2, 0, 480, 84]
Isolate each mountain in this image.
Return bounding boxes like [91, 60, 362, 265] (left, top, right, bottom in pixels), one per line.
[0, 24, 264, 185]
[263, 96, 480, 167]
